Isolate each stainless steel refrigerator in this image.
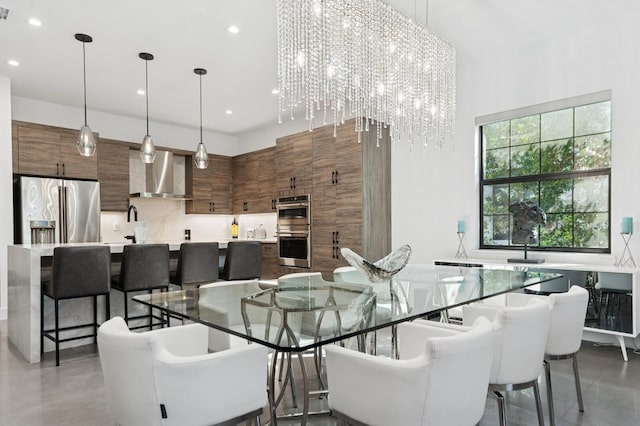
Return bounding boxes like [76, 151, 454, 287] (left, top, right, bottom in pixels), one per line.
[14, 176, 101, 244]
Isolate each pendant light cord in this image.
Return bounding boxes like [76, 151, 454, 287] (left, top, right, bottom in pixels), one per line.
[145, 59, 150, 135]
[82, 41, 88, 126]
[199, 73, 203, 143]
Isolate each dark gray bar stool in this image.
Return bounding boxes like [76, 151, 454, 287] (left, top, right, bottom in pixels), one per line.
[170, 242, 219, 289]
[219, 241, 262, 280]
[111, 244, 170, 330]
[41, 245, 111, 366]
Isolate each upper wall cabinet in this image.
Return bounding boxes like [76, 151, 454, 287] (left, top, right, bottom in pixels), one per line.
[275, 131, 313, 193]
[185, 154, 232, 214]
[12, 121, 98, 180]
[232, 146, 276, 214]
[97, 138, 131, 212]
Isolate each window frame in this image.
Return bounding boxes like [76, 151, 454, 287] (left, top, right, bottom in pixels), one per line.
[477, 90, 612, 254]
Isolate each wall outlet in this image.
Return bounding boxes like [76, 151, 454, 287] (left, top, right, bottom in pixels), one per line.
[112, 221, 121, 232]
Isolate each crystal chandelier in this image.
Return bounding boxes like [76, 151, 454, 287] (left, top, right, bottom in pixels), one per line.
[276, 0, 456, 148]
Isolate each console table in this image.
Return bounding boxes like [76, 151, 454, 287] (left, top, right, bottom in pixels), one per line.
[435, 258, 639, 361]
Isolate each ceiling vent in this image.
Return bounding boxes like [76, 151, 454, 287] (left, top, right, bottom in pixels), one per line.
[0, 7, 10, 20]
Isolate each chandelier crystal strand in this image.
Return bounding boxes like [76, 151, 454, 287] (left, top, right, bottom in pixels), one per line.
[277, 0, 455, 148]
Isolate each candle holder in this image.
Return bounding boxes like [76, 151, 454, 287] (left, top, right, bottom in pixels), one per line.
[615, 232, 636, 268]
[455, 232, 468, 260]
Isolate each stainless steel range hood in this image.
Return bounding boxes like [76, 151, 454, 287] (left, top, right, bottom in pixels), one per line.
[130, 150, 193, 199]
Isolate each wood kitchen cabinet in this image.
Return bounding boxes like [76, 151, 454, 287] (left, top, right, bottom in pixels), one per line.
[12, 121, 98, 179]
[97, 138, 130, 211]
[310, 119, 390, 275]
[260, 243, 280, 279]
[11, 121, 18, 172]
[275, 131, 313, 193]
[185, 154, 232, 214]
[232, 146, 276, 214]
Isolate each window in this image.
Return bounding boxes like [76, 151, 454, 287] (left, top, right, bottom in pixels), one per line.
[479, 92, 611, 253]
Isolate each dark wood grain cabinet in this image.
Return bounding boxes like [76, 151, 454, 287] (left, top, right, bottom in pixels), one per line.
[232, 146, 276, 214]
[260, 243, 280, 279]
[186, 154, 232, 214]
[310, 119, 390, 274]
[11, 121, 18, 172]
[275, 131, 313, 193]
[12, 121, 98, 179]
[97, 138, 130, 212]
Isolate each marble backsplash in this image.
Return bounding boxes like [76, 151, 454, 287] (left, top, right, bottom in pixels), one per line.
[100, 198, 276, 243]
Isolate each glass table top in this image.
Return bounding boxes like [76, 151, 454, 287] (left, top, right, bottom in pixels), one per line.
[134, 264, 561, 352]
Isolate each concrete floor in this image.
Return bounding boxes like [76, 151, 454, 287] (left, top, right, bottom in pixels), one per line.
[1, 319, 640, 425]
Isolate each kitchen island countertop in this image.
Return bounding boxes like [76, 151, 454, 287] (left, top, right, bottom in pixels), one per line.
[11, 238, 277, 256]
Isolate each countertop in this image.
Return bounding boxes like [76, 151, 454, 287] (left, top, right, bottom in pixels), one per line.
[11, 238, 277, 256]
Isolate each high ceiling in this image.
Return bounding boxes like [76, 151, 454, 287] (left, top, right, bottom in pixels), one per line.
[0, 0, 637, 136]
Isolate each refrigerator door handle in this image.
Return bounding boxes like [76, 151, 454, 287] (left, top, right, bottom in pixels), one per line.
[58, 185, 64, 243]
[63, 186, 69, 243]
[58, 185, 69, 243]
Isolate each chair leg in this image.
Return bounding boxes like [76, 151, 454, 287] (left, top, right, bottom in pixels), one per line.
[491, 390, 507, 426]
[148, 289, 153, 331]
[40, 291, 45, 355]
[123, 290, 129, 324]
[54, 299, 60, 367]
[105, 292, 111, 321]
[93, 295, 98, 344]
[533, 380, 545, 426]
[544, 360, 555, 426]
[572, 354, 585, 412]
[255, 414, 262, 426]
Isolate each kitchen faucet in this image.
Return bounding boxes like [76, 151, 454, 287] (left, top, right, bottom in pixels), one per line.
[127, 205, 138, 222]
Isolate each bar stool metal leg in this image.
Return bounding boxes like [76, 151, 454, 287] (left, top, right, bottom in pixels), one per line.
[54, 299, 60, 367]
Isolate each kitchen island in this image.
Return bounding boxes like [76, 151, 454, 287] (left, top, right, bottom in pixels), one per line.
[7, 239, 276, 363]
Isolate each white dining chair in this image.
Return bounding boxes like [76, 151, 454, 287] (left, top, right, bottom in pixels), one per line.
[97, 316, 268, 426]
[504, 285, 589, 425]
[461, 298, 551, 426]
[325, 316, 495, 426]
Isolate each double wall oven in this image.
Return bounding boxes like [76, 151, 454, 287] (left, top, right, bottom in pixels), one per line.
[276, 194, 311, 268]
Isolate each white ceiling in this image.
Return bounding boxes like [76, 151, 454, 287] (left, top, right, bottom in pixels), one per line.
[1, 0, 638, 136]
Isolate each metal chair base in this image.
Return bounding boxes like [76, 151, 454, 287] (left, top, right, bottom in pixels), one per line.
[544, 352, 584, 426]
[113, 287, 169, 330]
[489, 379, 545, 426]
[41, 293, 110, 366]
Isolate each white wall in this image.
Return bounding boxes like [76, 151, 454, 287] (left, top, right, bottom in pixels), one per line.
[11, 96, 239, 156]
[0, 77, 12, 319]
[392, 12, 640, 265]
[235, 115, 311, 154]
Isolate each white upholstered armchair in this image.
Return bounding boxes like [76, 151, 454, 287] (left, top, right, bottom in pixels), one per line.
[461, 298, 551, 426]
[504, 286, 589, 425]
[97, 316, 268, 426]
[325, 317, 495, 426]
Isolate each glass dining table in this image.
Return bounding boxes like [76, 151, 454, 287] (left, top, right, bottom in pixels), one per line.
[134, 264, 561, 425]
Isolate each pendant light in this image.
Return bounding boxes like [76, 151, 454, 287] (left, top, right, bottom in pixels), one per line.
[139, 52, 156, 163]
[194, 68, 209, 169]
[75, 33, 96, 157]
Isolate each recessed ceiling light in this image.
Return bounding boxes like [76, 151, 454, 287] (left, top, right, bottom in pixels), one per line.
[225, 109, 233, 115]
[271, 88, 279, 95]
[28, 18, 42, 26]
[8, 59, 19, 67]
[227, 25, 240, 34]
[137, 89, 145, 95]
